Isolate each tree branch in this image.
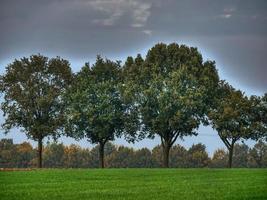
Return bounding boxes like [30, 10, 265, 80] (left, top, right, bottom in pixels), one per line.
[218, 132, 231, 149]
[170, 131, 180, 146]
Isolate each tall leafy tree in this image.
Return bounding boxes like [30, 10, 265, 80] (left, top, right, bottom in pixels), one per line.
[123, 43, 219, 167]
[65, 56, 124, 168]
[0, 55, 72, 168]
[208, 82, 252, 168]
[249, 93, 267, 141]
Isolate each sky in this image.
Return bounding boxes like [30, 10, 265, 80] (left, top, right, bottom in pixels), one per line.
[0, 0, 266, 155]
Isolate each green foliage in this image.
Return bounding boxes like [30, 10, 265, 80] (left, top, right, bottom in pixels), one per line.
[210, 148, 228, 168]
[106, 146, 135, 168]
[15, 142, 34, 168]
[151, 144, 204, 168]
[209, 82, 252, 141]
[63, 144, 90, 168]
[133, 148, 154, 168]
[248, 140, 267, 167]
[0, 44, 265, 170]
[249, 93, 267, 141]
[89, 142, 117, 168]
[0, 139, 17, 168]
[0, 139, 34, 168]
[169, 144, 188, 168]
[187, 143, 210, 168]
[64, 56, 125, 167]
[43, 142, 65, 168]
[1, 139, 267, 168]
[65, 56, 124, 144]
[208, 81, 254, 167]
[123, 43, 219, 167]
[232, 143, 249, 167]
[0, 54, 73, 168]
[0, 54, 72, 140]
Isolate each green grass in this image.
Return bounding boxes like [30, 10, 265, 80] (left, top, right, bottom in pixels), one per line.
[0, 169, 266, 200]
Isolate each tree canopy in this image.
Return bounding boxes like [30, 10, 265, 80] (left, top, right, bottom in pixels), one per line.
[0, 43, 266, 169]
[64, 56, 124, 168]
[123, 43, 219, 167]
[208, 81, 253, 167]
[0, 54, 72, 167]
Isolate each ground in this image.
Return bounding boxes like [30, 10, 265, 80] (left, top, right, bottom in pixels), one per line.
[0, 169, 266, 200]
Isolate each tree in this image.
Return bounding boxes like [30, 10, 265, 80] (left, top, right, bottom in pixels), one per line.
[249, 94, 267, 141]
[170, 144, 188, 168]
[232, 143, 249, 167]
[210, 148, 228, 168]
[106, 146, 135, 168]
[262, 94, 267, 140]
[208, 82, 252, 168]
[187, 143, 210, 168]
[43, 142, 65, 168]
[0, 55, 72, 168]
[65, 56, 124, 168]
[16, 142, 34, 168]
[123, 43, 219, 167]
[0, 139, 17, 168]
[89, 142, 117, 168]
[133, 148, 153, 168]
[248, 140, 267, 168]
[63, 144, 84, 168]
[151, 145, 163, 167]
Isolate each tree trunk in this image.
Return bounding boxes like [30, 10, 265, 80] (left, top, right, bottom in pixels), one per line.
[228, 142, 235, 168]
[38, 138, 43, 168]
[99, 142, 105, 168]
[162, 143, 171, 168]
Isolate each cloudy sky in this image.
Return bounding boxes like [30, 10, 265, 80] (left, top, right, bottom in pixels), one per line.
[0, 0, 266, 154]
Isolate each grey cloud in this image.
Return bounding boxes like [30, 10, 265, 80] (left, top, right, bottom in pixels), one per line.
[0, 0, 266, 93]
[87, 0, 152, 27]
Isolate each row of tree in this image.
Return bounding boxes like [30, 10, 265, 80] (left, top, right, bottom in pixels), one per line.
[0, 43, 266, 168]
[1, 139, 266, 168]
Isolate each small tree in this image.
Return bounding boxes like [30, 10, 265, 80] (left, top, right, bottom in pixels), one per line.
[123, 43, 219, 167]
[0, 55, 72, 168]
[248, 140, 267, 168]
[106, 146, 135, 168]
[170, 144, 188, 168]
[43, 142, 65, 168]
[65, 56, 124, 168]
[16, 142, 34, 168]
[187, 143, 210, 168]
[0, 139, 17, 168]
[232, 143, 249, 168]
[210, 148, 228, 168]
[133, 148, 153, 168]
[208, 82, 252, 168]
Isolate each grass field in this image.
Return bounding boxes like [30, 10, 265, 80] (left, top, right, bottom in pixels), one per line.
[0, 169, 266, 200]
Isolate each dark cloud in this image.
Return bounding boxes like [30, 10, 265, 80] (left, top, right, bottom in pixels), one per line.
[0, 0, 266, 93]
